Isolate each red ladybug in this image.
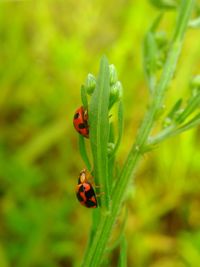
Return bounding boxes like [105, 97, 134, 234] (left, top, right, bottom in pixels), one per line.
[76, 169, 97, 208]
[73, 106, 89, 138]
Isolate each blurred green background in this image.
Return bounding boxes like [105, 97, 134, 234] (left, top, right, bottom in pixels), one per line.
[0, 0, 200, 266]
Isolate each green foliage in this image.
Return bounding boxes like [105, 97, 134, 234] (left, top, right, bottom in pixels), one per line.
[0, 0, 200, 267]
[78, 0, 200, 266]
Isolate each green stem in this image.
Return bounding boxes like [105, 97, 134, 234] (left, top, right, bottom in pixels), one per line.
[118, 235, 127, 267]
[81, 1, 194, 266]
[148, 113, 200, 146]
[148, 124, 176, 146]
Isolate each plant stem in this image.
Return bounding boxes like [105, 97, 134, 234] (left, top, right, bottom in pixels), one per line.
[81, 1, 194, 266]
[148, 112, 200, 146]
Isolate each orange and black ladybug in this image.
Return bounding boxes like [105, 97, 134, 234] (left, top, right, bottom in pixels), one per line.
[73, 106, 89, 138]
[76, 169, 97, 208]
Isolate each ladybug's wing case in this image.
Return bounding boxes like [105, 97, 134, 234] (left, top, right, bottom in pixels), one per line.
[76, 184, 87, 204]
[73, 107, 89, 138]
[76, 183, 97, 208]
[84, 185, 97, 208]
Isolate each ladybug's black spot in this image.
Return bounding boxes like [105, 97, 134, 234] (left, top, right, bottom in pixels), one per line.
[78, 123, 86, 129]
[85, 188, 95, 198]
[74, 113, 79, 119]
[76, 192, 84, 202]
[85, 199, 97, 208]
[78, 185, 84, 192]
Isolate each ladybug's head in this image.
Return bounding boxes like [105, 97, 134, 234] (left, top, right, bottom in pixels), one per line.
[78, 169, 87, 184]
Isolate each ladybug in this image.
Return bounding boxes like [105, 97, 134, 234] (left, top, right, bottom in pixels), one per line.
[76, 169, 97, 208]
[73, 106, 89, 138]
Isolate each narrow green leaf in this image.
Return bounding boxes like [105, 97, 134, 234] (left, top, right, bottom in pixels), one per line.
[167, 98, 182, 119]
[79, 135, 91, 171]
[108, 122, 115, 188]
[143, 31, 158, 93]
[173, 0, 195, 41]
[148, 112, 200, 146]
[143, 14, 167, 93]
[176, 112, 200, 133]
[163, 98, 182, 127]
[109, 101, 124, 159]
[89, 55, 111, 209]
[81, 85, 88, 109]
[176, 93, 200, 123]
[118, 235, 127, 267]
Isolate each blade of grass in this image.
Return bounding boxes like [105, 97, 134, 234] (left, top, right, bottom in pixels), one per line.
[89, 55, 111, 209]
